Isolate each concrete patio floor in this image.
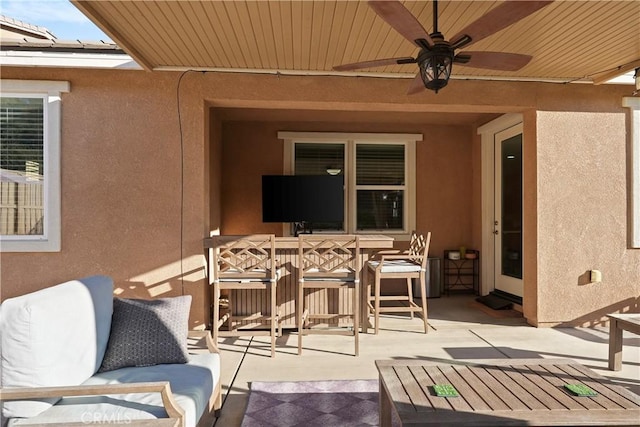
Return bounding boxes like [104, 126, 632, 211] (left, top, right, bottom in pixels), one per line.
[212, 294, 640, 426]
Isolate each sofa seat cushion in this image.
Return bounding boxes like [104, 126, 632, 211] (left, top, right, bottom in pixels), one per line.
[8, 352, 220, 427]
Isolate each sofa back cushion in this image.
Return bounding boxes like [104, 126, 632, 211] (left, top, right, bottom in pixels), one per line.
[0, 275, 114, 419]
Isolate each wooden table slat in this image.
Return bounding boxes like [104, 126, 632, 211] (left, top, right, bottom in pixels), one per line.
[483, 365, 548, 410]
[376, 358, 578, 368]
[435, 366, 492, 411]
[555, 363, 639, 410]
[558, 363, 629, 410]
[409, 366, 451, 412]
[554, 363, 624, 410]
[568, 362, 640, 407]
[467, 366, 528, 411]
[406, 366, 439, 412]
[421, 366, 472, 412]
[383, 367, 415, 414]
[398, 408, 640, 426]
[502, 366, 565, 409]
[500, 365, 568, 410]
[394, 366, 433, 412]
[522, 364, 591, 410]
[470, 366, 529, 410]
[451, 366, 511, 411]
[539, 363, 604, 410]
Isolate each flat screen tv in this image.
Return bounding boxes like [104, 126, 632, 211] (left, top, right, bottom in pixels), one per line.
[262, 175, 344, 224]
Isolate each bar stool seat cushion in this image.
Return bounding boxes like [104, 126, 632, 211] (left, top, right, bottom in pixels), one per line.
[303, 268, 355, 279]
[368, 260, 422, 273]
[217, 269, 282, 282]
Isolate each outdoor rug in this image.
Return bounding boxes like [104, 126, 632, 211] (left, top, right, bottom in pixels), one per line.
[241, 379, 379, 426]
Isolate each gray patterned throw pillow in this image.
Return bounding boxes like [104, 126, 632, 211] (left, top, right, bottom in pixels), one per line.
[98, 295, 191, 372]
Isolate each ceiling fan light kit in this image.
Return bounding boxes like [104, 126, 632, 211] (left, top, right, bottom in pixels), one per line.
[417, 36, 454, 93]
[333, 0, 554, 94]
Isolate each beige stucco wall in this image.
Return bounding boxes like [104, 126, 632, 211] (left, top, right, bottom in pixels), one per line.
[0, 66, 636, 328]
[522, 109, 540, 324]
[0, 68, 212, 328]
[535, 111, 639, 326]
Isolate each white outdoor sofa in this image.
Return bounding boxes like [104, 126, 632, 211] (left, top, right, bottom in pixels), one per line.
[0, 275, 221, 427]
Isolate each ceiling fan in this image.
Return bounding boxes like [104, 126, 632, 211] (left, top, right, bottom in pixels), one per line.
[333, 0, 554, 94]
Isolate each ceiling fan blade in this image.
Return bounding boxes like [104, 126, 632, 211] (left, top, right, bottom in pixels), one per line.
[455, 51, 533, 71]
[333, 57, 416, 71]
[450, 1, 554, 49]
[406, 73, 425, 95]
[368, 1, 434, 47]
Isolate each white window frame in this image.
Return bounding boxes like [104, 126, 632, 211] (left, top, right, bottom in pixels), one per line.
[0, 80, 69, 252]
[279, 132, 421, 239]
[623, 97, 640, 248]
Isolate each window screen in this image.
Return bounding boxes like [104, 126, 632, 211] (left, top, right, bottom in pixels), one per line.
[294, 143, 345, 230]
[295, 143, 345, 176]
[0, 97, 45, 235]
[356, 144, 405, 185]
[356, 144, 405, 231]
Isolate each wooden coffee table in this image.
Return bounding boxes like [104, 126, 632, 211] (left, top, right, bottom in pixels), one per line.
[376, 358, 640, 426]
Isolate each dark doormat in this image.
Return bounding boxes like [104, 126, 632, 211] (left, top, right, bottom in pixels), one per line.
[476, 294, 513, 310]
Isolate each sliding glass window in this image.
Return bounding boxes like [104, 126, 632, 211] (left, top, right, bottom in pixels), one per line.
[282, 132, 419, 237]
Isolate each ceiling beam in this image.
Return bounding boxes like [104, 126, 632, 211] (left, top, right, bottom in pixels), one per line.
[71, 0, 155, 71]
[592, 58, 640, 85]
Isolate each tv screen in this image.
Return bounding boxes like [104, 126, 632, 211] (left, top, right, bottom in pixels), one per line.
[262, 175, 344, 223]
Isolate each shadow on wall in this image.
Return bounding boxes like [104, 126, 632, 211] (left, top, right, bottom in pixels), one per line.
[117, 261, 209, 330]
[577, 270, 593, 286]
[556, 298, 638, 328]
[118, 270, 199, 297]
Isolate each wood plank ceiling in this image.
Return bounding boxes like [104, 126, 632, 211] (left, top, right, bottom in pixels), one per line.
[73, 1, 639, 84]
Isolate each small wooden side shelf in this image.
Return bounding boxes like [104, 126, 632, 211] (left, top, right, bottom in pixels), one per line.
[443, 249, 479, 295]
[607, 313, 640, 371]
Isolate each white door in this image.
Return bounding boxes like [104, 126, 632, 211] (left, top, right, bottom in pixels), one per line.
[494, 124, 523, 298]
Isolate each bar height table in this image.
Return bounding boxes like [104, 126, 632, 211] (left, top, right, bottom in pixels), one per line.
[205, 235, 394, 332]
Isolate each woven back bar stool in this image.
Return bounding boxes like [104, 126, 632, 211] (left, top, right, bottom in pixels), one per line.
[366, 231, 431, 334]
[297, 235, 361, 356]
[211, 234, 280, 357]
